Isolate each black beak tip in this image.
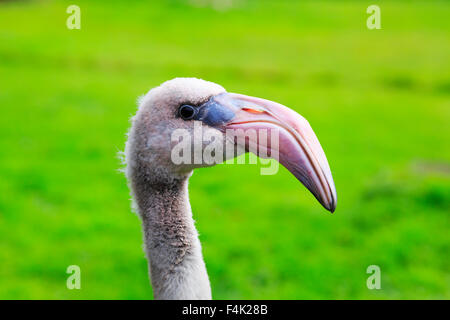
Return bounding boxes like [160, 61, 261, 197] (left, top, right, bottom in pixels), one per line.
[326, 200, 336, 213]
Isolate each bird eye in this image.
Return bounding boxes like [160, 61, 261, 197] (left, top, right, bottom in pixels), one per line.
[178, 105, 197, 120]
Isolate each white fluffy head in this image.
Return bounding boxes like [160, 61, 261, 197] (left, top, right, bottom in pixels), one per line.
[124, 78, 229, 185]
[139, 78, 225, 113]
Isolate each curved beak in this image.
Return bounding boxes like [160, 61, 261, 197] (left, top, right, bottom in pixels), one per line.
[196, 92, 337, 213]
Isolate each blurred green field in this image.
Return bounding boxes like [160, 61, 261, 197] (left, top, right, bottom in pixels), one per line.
[0, 0, 449, 299]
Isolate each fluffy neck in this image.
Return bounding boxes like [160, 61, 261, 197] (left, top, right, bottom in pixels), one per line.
[132, 173, 212, 300]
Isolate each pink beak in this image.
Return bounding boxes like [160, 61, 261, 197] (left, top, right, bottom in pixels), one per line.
[198, 92, 337, 212]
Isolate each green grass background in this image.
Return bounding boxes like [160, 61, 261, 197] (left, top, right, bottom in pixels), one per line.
[0, 0, 449, 299]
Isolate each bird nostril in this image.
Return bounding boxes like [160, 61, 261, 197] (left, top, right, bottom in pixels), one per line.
[242, 107, 265, 114]
[179, 105, 197, 120]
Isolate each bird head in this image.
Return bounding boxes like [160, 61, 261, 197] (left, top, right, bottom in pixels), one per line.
[126, 77, 336, 212]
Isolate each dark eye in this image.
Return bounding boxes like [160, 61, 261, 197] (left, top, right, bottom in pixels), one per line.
[178, 105, 197, 120]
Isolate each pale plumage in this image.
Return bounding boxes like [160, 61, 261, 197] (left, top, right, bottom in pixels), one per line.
[124, 78, 336, 299]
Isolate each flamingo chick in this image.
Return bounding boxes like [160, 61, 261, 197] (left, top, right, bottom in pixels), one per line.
[124, 78, 337, 299]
